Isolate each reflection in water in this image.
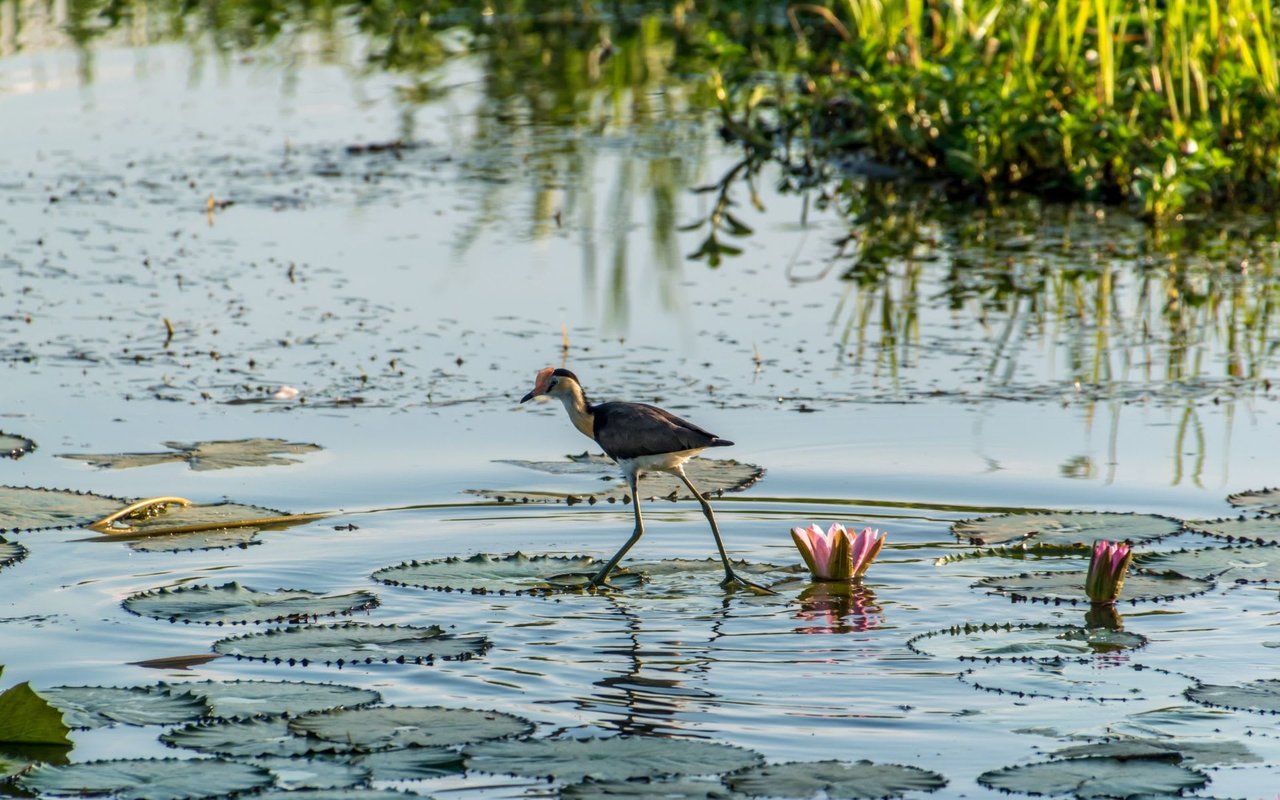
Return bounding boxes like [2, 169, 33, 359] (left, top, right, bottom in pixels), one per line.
[794, 582, 883, 635]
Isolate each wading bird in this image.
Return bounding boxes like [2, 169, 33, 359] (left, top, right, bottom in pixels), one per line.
[520, 367, 767, 591]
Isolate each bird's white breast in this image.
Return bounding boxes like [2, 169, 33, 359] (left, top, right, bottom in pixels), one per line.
[616, 449, 705, 476]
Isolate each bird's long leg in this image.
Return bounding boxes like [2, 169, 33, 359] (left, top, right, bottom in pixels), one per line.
[674, 466, 775, 594]
[589, 470, 644, 587]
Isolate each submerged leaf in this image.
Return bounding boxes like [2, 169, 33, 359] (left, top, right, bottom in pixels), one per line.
[464, 737, 763, 782]
[213, 622, 489, 666]
[0, 486, 131, 533]
[163, 679, 380, 719]
[19, 757, 273, 800]
[291, 706, 532, 751]
[163, 716, 352, 758]
[471, 455, 764, 505]
[0, 682, 72, 745]
[1137, 545, 1280, 581]
[907, 623, 1147, 663]
[952, 512, 1179, 547]
[124, 583, 379, 625]
[36, 686, 206, 729]
[725, 760, 947, 798]
[0, 432, 35, 459]
[975, 570, 1211, 604]
[59, 438, 322, 471]
[961, 662, 1191, 702]
[1186, 678, 1280, 714]
[977, 756, 1207, 797]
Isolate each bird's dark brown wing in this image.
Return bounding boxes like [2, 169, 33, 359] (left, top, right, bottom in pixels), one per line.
[592, 401, 732, 461]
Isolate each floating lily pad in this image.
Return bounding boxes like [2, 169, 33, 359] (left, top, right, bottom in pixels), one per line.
[470, 455, 764, 504]
[18, 757, 274, 800]
[36, 686, 206, 729]
[124, 583, 379, 625]
[0, 432, 35, 459]
[1137, 545, 1280, 581]
[162, 680, 381, 719]
[960, 662, 1190, 702]
[354, 746, 465, 781]
[1227, 487, 1280, 514]
[975, 570, 1211, 604]
[464, 737, 763, 782]
[560, 778, 734, 799]
[0, 539, 27, 570]
[1186, 679, 1280, 714]
[95, 500, 299, 536]
[1184, 516, 1280, 545]
[952, 512, 1180, 546]
[127, 528, 266, 553]
[246, 756, 370, 790]
[290, 706, 532, 751]
[373, 552, 611, 595]
[59, 438, 322, 471]
[725, 760, 947, 798]
[977, 756, 1207, 797]
[163, 716, 353, 758]
[244, 791, 423, 800]
[934, 542, 1088, 565]
[0, 486, 131, 532]
[213, 622, 489, 666]
[1049, 737, 1260, 766]
[907, 623, 1147, 663]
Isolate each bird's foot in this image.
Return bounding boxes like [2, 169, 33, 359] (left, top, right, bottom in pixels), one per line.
[720, 571, 777, 595]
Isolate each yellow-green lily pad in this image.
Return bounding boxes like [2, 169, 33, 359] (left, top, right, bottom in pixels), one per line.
[724, 760, 947, 798]
[212, 622, 489, 666]
[463, 737, 763, 782]
[952, 512, 1180, 547]
[59, 438, 322, 471]
[124, 583, 379, 625]
[290, 706, 532, 751]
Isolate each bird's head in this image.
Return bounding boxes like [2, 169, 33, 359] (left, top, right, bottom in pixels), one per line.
[520, 367, 581, 403]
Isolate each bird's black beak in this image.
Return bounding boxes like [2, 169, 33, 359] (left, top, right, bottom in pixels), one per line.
[520, 389, 538, 403]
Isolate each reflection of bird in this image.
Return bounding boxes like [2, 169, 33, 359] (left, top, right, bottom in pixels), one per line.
[520, 367, 765, 591]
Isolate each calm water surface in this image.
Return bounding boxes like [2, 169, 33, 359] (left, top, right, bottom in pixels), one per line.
[3, 15, 1280, 799]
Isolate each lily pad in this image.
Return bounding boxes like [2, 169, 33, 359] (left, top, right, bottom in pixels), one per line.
[1227, 487, 1280, 514]
[0, 432, 35, 459]
[960, 662, 1191, 702]
[124, 583, 379, 625]
[560, 778, 735, 799]
[725, 760, 947, 798]
[162, 680, 381, 719]
[1184, 516, 1280, 545]
[1137, 545, 1280, 581]
[907, 623, 1147, 663]
[93, 500, 301, 536]
[18, 757, 274, 800]
[463, 737, 763, 782]
[0, 539, 27, 570]
[212, 622, 489, 666]
[470, 455, 764, 504]
[245, 792, 423, 800]
[373, 552, 611, 595]
[1049, 737, 1259, 766]
[163, 716, 353, 758]
[59, 438, 322, 471]
[127, 528, 266, 553]
[36, 686, 207, 729]
[246, 756, 370, 790]
[934, 542, 1088, 565]
[0, 486, 131, 532]
[354, 746, 465, 781]
[1186, 679, 1280, 714]
[952, 512, 1180, 547]
[290, 706, 532, 751]
[975, 570, 1211, 603]
[977, 756, 1207, 797]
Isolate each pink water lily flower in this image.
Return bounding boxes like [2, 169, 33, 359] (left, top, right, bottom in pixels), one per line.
[1085, 539, 1134, 605]
[790, 523, 886, 582]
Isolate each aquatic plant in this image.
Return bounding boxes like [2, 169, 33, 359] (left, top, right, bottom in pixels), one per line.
[790, 523, 885, 582]
[1085, 539, 1134, 605]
